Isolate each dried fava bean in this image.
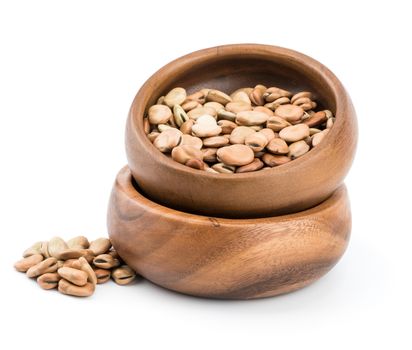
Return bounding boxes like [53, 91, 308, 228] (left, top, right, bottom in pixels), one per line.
[112, 266, 137, 285]
[94, 269, 111, 284]
[181, 100, 200, 111]
[217, 144, 254, 166]
[264, 96, 291, 110]
[236, 158, 264, 173]
[204, 101, 225, 113]
[217, 109, 236, 122]
[274, 104, 305, 122]
[262, 153, 291, 167]
[244, 132, 268, 152]
[253, 106, 273, 117]
[153, 128, 182, 152]
[58, 267, 88, 287]
[180, 119, 194, 135]
[264, 87, 292, 102]
[266, 138, 289, 155]
[226, 101, 252, 113]
[230, 90, 252, 104]
[191, 115, 222, 137]
[14, 254, 44, 272]
[185, 158, 205, 170]
[173, 105, 189, 127]
[67, 236, 90, 249]
[202, 136, 229, 148]
[58, 279, 95, 297]
[206, 89, 232, 105]
[217, 120, 237, 134]
[22, 241, 43, 258]
[291, 91, 312, 104]
[249, 85, 266, 106]
[303, 111, 327, 127]
[164, 87, 187, 108]
[279, 124, 310, 142]
[93, 254, 121, 269]
[229, 126, 255, 144]
[148, 105, 172, 124]
[179, 135, 203, 150]
[236, 111, 269, 126]
[187, 106, 216, 120]
[288, 140, 310, 159]
[172, 145, 204, 166]
[293, 97, 316, 111]
[266, 116, 291, 131]
[48, 237, 68, 259]
[26, 257, 58, 278]
[37, 273, 61, 290]
[312, 129, 329, 147]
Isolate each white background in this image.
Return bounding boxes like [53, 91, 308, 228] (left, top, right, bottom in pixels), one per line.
[1, 1, 411, 349]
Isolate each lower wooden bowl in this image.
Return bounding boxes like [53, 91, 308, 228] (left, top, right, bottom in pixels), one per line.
[108, 166, 351, 299]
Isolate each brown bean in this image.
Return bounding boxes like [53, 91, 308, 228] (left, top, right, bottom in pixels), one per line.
[58, 279, 95, 297]
[266, 138, 289, 155]
[14, 254, 44, 272]
[37, 273, 61, 290]
[262, 153, 291, 167]
[236, 158, 264, 173]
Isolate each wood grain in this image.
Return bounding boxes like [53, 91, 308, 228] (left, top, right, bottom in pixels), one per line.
[125, 44, 358, 218]
[108, 166, 351, 299]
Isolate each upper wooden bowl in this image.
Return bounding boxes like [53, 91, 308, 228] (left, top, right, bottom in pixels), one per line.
[126, 44, 357, 218]
[108, 166, 351, 299]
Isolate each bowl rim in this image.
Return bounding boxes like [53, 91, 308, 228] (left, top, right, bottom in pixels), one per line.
[128, 43, 349, 180]
[116, 166, 347, 224]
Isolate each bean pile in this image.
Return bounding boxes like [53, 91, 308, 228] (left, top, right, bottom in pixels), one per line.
[14, 236, 137, 297]
[145, 85, 334, 173]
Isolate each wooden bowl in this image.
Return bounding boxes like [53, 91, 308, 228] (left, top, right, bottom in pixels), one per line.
[108, 166, 351, 299]
[126, 44, 357, 218]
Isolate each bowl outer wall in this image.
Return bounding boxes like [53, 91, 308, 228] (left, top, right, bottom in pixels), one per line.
[125, 44, 358, 218]
[108, 166, 351, 299]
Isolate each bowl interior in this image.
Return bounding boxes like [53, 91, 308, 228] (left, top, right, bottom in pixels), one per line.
[144, 49, 336, 115]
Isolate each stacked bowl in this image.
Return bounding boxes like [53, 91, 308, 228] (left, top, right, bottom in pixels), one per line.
[107, 44, 357, 299]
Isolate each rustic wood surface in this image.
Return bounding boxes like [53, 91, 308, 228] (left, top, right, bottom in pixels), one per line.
[125, 44, 358, 218]
[108, 166, 351, 299]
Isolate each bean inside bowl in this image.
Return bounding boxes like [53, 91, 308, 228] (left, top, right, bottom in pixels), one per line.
[126, 44, 357, 218]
